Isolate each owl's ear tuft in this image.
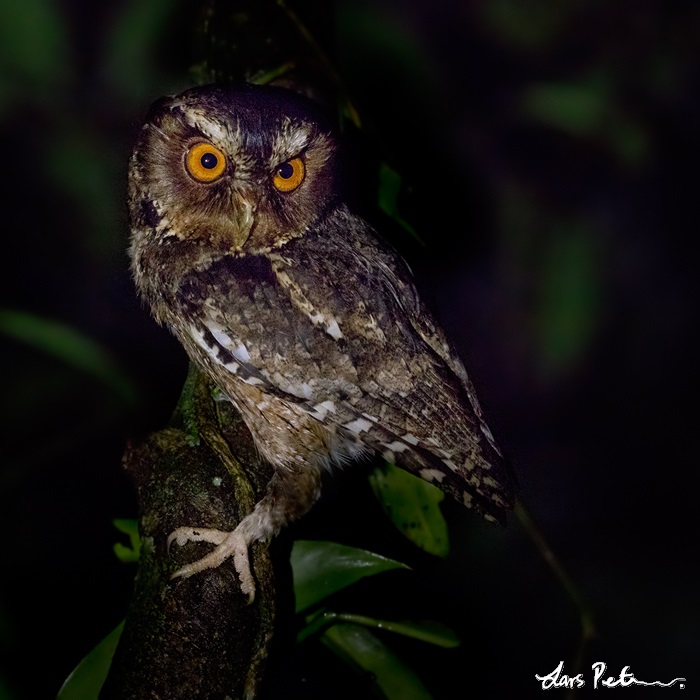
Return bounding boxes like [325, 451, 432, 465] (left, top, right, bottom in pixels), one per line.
[144, 95, 174, 124]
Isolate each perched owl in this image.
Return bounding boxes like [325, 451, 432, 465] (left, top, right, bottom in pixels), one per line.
[128, 83, 514, 601]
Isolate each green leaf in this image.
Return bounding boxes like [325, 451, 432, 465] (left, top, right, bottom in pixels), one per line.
[291, 540, 409, 613]
[322, 623, 434, 700]
[57, 622, 124, 700]
[377, 162, 422, 243]
[369, 463, 450, 557]
[113, 519, 141, 563]
[0, 309, 138, 405]
[301, 611, 460, 648]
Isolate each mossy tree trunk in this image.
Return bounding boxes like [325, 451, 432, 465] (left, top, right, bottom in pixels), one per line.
[100, 368, 291, 699]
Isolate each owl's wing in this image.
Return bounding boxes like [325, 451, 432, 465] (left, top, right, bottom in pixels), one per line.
[178, 216, 514, 521]
[324, 236, 514, 521]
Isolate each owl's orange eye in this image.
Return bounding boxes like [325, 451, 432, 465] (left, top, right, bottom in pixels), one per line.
[185, 142, 226, 182]
[272, 157, 305, 192]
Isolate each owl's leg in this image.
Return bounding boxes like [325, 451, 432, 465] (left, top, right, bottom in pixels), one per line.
[168, 461, 323, 603]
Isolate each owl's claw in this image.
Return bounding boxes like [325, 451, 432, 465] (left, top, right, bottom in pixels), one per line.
[167, 526, 228, 551]
[168, 526, 256, 603]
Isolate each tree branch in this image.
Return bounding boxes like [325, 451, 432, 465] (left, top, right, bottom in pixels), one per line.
[100, 367, 289, 699]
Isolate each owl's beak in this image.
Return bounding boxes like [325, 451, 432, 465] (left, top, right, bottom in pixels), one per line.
[229, 190, 256, 250]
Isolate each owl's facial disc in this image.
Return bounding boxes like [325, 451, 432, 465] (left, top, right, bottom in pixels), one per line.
[132, 85, 338, 256]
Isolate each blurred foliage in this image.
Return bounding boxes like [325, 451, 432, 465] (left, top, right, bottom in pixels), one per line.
[0, 310, 138, 405]
[519, 81, 650, 165]
[0, 0, 70, 104]
[1, 0, 698, 698]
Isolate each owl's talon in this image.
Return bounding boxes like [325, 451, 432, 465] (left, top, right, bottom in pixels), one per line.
[168, 526, 256, 603]
[167, 526, 229, 552]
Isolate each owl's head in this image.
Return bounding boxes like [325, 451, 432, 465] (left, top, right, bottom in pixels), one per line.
[128, 84, 337, 304]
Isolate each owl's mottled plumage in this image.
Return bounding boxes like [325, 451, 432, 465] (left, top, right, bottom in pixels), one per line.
[128, 83, 514, 600]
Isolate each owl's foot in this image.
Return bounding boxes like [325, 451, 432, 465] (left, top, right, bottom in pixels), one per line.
[166, 466, 323, 603]
[167, 526, 256, 603]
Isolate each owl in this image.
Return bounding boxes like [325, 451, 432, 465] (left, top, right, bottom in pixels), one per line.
[128, 83, 514, 602]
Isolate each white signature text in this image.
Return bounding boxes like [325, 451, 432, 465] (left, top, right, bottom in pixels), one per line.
[536, 661, 686, 690]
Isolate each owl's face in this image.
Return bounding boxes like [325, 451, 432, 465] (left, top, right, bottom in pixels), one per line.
[128, 84, 337, 298]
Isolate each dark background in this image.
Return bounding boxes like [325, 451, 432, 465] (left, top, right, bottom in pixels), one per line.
[0, 0, 697, 698]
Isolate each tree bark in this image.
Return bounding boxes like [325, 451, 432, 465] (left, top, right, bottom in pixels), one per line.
[100, 367, 289, 699]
